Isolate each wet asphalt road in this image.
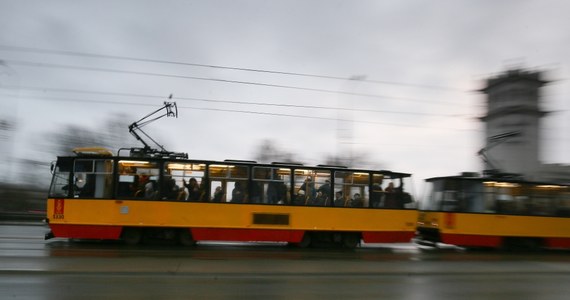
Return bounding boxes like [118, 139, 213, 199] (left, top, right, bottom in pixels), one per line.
[2, 223, 570, 299]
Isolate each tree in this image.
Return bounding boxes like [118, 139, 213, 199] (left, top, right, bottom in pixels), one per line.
[47, 113, 137, 156]
[324, 151, 385, 170]
[254, 139, 300, 164]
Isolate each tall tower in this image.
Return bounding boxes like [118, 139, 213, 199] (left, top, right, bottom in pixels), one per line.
[479, 69, 548, 177]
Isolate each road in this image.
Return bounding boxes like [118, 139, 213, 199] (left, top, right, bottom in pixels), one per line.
[2, 223, 570, 299]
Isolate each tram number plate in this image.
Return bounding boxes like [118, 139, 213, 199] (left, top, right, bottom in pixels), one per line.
[53, 199, 65, 219]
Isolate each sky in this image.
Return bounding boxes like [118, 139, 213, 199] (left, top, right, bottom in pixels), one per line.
[0, 0, 569, 192]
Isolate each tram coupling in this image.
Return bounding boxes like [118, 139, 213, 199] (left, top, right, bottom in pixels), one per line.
[45, 231, 54, 240]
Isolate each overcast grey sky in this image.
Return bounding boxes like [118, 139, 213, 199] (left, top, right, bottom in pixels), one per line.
[0, 0, 568, 189]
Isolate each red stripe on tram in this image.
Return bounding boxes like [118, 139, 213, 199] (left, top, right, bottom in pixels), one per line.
[50, 224, 123, 240]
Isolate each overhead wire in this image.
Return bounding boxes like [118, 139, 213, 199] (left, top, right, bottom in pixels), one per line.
[0, 44, 465, 91]
[0, 45, 481, 133]
[17, 94, 482, 132]
[8, 85, 475, 118]
[2, 59, 464, 106]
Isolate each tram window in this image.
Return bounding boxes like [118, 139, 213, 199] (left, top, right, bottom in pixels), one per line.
[252, 167, 291, 204]
[209, 164, 248, 179]
[353, 172, 369, 207]
[442, 191, 458, 211]
[253, 167, 271, 180]
[496, 192, 516, 214]
[209, 164, 249, 203]
[314, 171, 331, 206]
[372, 174, 384, 186]
[483, 183, 497, 213]
[528, 185, 559, 216]
[228, 180, 248, 203]
[117, 160, 159, 199]
[461, 181, 485, 213]
[252, 167, 272, 204]
[49, 158, 73, 198]
[423, 180, 444, 211]
[483, 182, 523, 214]
[425, 180, 484, 213]
[530, 196, 553, 216]
[496, 188, 517, 214]
[293, 169, 331, 206]
[210, 180, 226, 202]
[74, 159, 113, 199]
[166, 163, 206, 201]
[429, 179, 484, 212]
[557, 190, 570, 217]
[333, 171, 367, 207]
[378, 175, 414, 209]
[370, 174, 384, 208]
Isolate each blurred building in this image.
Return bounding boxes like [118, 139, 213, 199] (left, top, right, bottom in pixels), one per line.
[0, 118, 15, 183]
[480, 68, 570, 184]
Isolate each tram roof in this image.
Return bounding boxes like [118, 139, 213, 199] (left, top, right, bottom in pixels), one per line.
[426, 173, 569, 187]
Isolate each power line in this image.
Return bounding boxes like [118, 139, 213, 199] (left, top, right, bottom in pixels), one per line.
[3, 59, 462, 106]
[0, 44, 465, 92]
[19, 94, 481, 132]
[10, 85, 475, 118]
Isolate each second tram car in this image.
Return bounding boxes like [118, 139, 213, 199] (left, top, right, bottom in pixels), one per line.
[415, 172, 570, 249]
[45, 147, 417, 248]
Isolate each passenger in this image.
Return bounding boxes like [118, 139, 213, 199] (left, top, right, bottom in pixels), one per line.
[183, 178, 201, 201]
[134, 175, 148, 198]
[293, 189, 306, 205]
[267, 180, 286, 204]
[144, 180, 158, 199]
[250, 181, 262, 203]
[62, 178, 80, 197]
[370, 183, 383, 208]
[311, 191, 326, 206]
[350, 193, 364, 207]
[177, 185, 188, 201]
[384, 182, 397, 208]
[395, 181, 412, 209]
[231, 181, 245, 203]
[299, 176, 316, 204]
[198, 180, 208, 202]
[385, 182, 394, 192]
[334, 191, 346, 207]
[162, 176, 179, 200]
[78, 174, 96, 197]
[124, 175, 140, 197]
[316, 180, 331, 205]
[212, 186, 224, 202]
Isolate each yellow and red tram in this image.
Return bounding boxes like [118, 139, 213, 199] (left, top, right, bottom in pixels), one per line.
[415, 173, 570, 249]
[45, 148, 417, 248]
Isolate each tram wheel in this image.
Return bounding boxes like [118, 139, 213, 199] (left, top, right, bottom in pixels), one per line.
[122, 227, 143, 245]
[502, 237, 543, 251]
[178, 229, 196, 247]
[297, 233, 312, 248]
[342, 233, 360, 249]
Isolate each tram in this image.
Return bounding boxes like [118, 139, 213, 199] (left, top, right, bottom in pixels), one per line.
[415, 172, 570, 249]
[44, 147, 417, 247]
[44, 101, 416, 248]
